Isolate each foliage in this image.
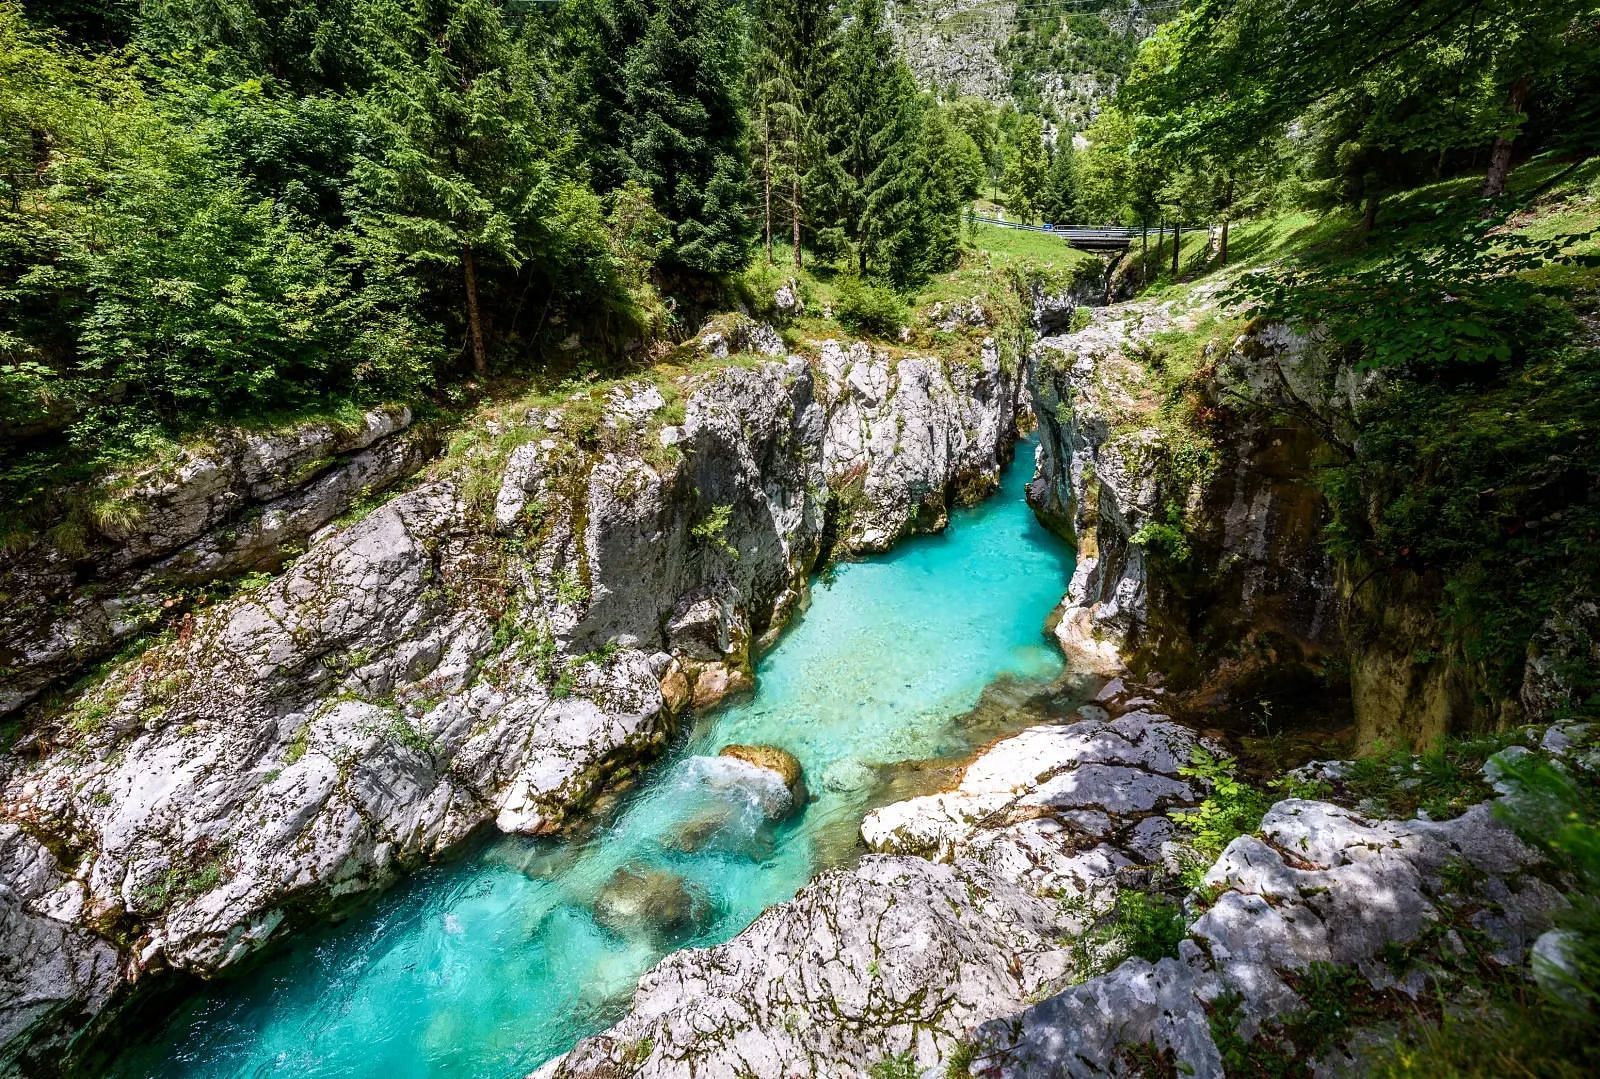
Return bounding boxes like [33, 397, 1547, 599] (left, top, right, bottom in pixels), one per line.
[867, 1053, 918, 1079]
[1121, 0, 1600, 201]
[1104, 890, 1188, 963]
[616, 0, 755, 275]
[1495, 753, 1600, 1017]
[1130, 505, 1190, 564]
[1172, 748, 1271, 886]
[833, 276, 906, 337]
[1333, 733, 1519, 819]
[1223, 205, 1596, 372]
[692, 502, 738, 558]
[1001, 113, 1048, 223]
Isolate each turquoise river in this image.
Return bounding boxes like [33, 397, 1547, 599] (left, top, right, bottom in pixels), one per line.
[115, 436, 1075, 1078]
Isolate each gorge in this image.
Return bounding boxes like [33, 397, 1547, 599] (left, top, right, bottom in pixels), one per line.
[3, 1, 1598, 1075]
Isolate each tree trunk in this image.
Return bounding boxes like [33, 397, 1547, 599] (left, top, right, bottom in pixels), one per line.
[463, 244, 487, 380]
[1141, 223, 1148, 258]
[1482, 76, 1531, 198]
[762, 114, 774, 263]
[792, 172, 802, 270]
[1362, 190, 1381, 234]
[1219, 179, 1234, 266]
[1171, 222, 1180, 275]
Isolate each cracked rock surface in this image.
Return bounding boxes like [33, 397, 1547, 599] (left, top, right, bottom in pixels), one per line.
[0, 341, 1018, 1069]
[971, 788, 1560, 1078]
[539, 697, 1569, 1079]
[0, 406, 434, 718]
[535, 705, 1208, 1078]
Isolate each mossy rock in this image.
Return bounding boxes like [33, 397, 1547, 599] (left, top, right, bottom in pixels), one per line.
[719, 743, 807, 805]
[593, 866, 715, 941]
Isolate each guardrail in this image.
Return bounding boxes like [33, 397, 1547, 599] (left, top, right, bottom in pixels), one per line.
[972, 216, 1209, 235]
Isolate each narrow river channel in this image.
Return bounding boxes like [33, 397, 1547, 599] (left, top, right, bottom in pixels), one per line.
[116, 436, 1074, 1078]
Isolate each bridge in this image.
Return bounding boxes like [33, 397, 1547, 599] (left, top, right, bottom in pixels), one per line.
[973, 216, 1208, 252]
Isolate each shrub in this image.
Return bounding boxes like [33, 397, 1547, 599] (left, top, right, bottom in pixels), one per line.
[1172, 748, 1271, 886]
[834, 276, 906, 338]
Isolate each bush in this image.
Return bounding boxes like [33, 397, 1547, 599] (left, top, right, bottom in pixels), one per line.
[834, 276, 906, 337]
[1172, 748, 1271, 886]
[1108, 890, 1187, 962]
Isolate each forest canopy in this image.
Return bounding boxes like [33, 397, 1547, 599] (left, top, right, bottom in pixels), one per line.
[0, 0, 979, 531]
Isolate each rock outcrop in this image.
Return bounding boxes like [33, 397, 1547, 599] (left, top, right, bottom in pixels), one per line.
[537, 690, 1574, 1079]
[887, 0, 1155, 131]
[972, 785, 1561, 1076]
[0, 406, 436, 718]
[535, 701, 1210, 1078]
[1027, 287, 1598, 744]
[0, 339, 1018, 1069]
[1028, 295, 1344, 697]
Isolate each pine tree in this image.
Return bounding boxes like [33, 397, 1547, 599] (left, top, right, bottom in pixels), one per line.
[350, 0, 564, 378]
[1043, 139, 1077, 224]
[752, 0, 838, 268]
[895, 102, 966, 283]
[617, 0, 755, 275]
[817, 0, 919, 277]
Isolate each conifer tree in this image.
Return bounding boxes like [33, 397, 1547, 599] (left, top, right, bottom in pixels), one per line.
[752, 0, 838, 268]
[1003, 114, 1048, 224]
[817, 0, 920, 277]
[617, 0, 754, 275]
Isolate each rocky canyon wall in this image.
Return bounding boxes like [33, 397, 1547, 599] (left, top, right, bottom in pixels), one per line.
[1026, 291, 1593, 745]
[0, 325, 1020, 1073]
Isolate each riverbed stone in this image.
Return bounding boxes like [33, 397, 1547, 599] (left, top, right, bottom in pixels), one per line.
[593, 867, 714, 941]
[541, 696, 1572, 1079]
[718, 745, 806, 807]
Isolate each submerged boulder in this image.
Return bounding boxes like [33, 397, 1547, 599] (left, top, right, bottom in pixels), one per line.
[821, 758, 876, 793]
[719, 744, 807, 807]
[661, 806, 775, 860]
[592, 867, 714, 942]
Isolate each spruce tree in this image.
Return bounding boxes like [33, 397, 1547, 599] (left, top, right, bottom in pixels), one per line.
[618, 0, 754, 275]
[817, 0, 919, 277]
[349, 0, 534, 377]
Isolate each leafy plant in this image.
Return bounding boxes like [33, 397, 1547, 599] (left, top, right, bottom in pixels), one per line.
[867, 1053, 918, 1079]
[1224, 206, 1595, 373]
[833, 275, 906, 337]
[692, 503, 738, 559]
[1172, 748, 1271, 886]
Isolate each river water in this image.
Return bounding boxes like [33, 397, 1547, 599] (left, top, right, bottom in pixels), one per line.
[116, 436, 1073, 1078]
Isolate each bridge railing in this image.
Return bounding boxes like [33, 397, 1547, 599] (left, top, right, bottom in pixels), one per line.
[971, 216, 1208, 237]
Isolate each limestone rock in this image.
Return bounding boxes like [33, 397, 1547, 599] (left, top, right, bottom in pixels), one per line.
[2, 340, 1024, 1064]
[0, 406, 433, 717]
[593, 867, 715, 942]
[718, 745, 806, 807]
[971, 794, 1560, 1076]
[538, 708, 1208, 1078]
[1028, 298, 1344, 712]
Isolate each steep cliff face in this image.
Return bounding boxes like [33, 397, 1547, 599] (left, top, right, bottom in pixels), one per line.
[0, 336, 1019, 1071]
[0, 407, 438, 718]
[1028, 297, 1342, 704]
[1027, 292, 1592, 745]
[888, 0, 1155, 128]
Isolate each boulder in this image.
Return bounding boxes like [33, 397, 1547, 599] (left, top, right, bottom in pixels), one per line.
[718, 745, 806, 806]
[592, 867, 714, 942]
